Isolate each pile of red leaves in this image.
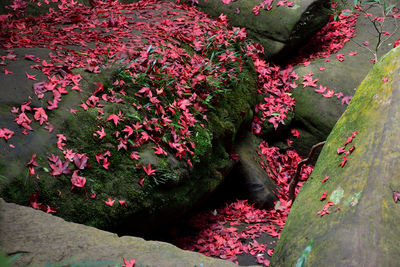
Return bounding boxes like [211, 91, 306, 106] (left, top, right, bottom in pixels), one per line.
[289, 5, 358, 66]
[175, 141, 313, 266]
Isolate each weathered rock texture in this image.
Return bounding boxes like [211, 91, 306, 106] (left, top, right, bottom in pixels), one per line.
[272, 46, 400, 266]
[0, 198, 240, 267]
[196, 0, 330, 60]
[234, 131, 277, 208]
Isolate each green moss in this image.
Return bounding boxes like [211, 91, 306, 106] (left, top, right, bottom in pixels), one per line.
[272, 47, 400, 266]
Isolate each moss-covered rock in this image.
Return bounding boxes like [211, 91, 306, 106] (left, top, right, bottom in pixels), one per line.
[195, 0, 330, 61]
[271, 46, 400, 266]
[0, 1, 257, 234]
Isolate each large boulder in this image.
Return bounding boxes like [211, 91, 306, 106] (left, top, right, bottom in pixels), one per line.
[0, 1, 257, 234]
[195, 0, 330, 61]
[0, 198, 241, 267]
[271, 46, 400, 266]
[292, 3, 400, 156]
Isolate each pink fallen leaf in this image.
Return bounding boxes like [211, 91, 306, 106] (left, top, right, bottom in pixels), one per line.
[138, 177, 145, 186]
[143, 163, 156, 176]
[291, 129, 300, 138]
[339, 156, 347, 168]
[45, 205, 56, 213]
[33, 107, 48, 125]
[153, 146, 167, 156]
[320, 176, 329, 183]
[337, 146, 346, 154]
[107, 114, 121, 126]
[94, 126, 106, 139]
[4, 68, 12, 75]
[50, 159, 71, 176]
[341, 95, 352, 105]
[315, 85, 327, 94]
[393, 190, 400, 203]
[382, 74, 389, 82]
[105, 197, 115, 207]
[122, 257, 135, 267]
[320, 190, 327, 201]
[71, 170, 86, 188]
[130, 151, 141, 160]
[317, 201, 334, 217]
[73, 153, 89, 170]
[119, 200, 127, 207]
[336, 54, 345, 61]
[27, 153, 38, 167]
[26, 72, 37, 80]
[323, 90, 335, 98]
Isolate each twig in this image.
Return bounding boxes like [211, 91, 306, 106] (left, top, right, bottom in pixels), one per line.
[288, 141, 326, 201]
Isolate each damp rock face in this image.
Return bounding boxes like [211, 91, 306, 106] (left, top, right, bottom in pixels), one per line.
[271, 46, 400, 266]
[291, 4, 400, 157]
[234, 131, 278, 208]
[0, 198, 240, 267]
[195, 0, 331, 61]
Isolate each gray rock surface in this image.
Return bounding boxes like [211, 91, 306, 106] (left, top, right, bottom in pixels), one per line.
[0, 198, 240, 267]
[234, 132, 278, 208]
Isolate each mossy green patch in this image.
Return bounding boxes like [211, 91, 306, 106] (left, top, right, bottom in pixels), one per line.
[272, 47, 400, 266]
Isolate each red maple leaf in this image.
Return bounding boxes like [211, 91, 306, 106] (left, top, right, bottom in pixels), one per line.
[317, 201, 334, 217]
[341, 95, 352, 105]
[26, 72, 37, 80]
[4, 68, 12, 75]
[382, 74, 389, 82]
[122, 257, 135, 267]
[105, 197, 115, 207]
[119, 200, 127, 207]
[33, 107, 48, 125]
[323, 90, 335, 98]
[320, 190, 327, 201]
[393, 190, 400, 203]
[143, 163, 156, 176]
[27, 153, 38, 167]
[320, 176, 329, 183]
[153, 146, 167, 156]
[339, 156, 347, 168]
[138, 177, 145, 186]
[336, 54, 345, 61]
[71, 170, 86, 188]
[123, 125, 134, 137]
[94, 126, 106, 139]
[107, 113, 121, 126]
[291, 129, 300, 138]
[50, 159, 72, 176]
[73, 153, 88, 170]
[337, 146, 346, 154]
